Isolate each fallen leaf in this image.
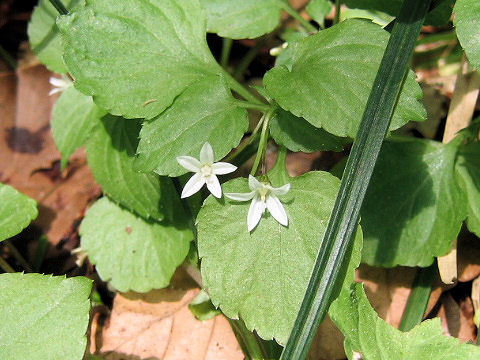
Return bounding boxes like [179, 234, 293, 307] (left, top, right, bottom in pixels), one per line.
[437, 292, 476, 342]
[458, 230, 480, 282]
[92, 270, 243, 360]
[0, 64, 100, 245]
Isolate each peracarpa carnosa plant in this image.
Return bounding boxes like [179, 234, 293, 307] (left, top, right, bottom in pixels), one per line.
[1, 0, 480, 359]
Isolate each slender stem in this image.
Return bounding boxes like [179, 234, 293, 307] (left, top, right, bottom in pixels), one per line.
[221, 38, 233, 69]
[229, 319, 268, 360]
[234, 100, 271, 113]
[48, 0, 68, 15]
[250, 112, 272, 176]
[334, 0, 342, 25]
[171, 178, 197, 239]
[4, 240, 32, 272]
[280, 0, 431, 358]
[0, 45, 17, 70]
[398, 264, 435, 332]
[0, 257, 15, 273]
[278, 1, 317, 33]
[222, 69, 265, 105]
[33, 236, 48, 272]
[233, 38, 266, 80]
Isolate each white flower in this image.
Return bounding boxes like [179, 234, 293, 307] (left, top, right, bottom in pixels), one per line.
[177, 142, 237, 199]
[225, 175, 290, 232]
[48, 76, 72, 96]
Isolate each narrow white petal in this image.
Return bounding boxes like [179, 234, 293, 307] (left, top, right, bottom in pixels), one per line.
[266, 195, 288, 227]
[206, 175, 222, 198]
[247, 196, 266, 232]
[49, 77, 65, 87]
[225, 191, 256, 201]
[48, 88, 62, 96]
[248, 175, 263, 191]
[271, 183, 290, 196]
[200, 142, 214, 164]
[181, 173, 206, 198]
[212, 162, 237, 175]
[176, 156, 201, 172]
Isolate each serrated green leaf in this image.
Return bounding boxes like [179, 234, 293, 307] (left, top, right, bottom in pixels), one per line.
[264, 19, 426, 138]
[0, 273, 92, 360]
[80, 197, 192, 292]
[200, 0, 283, 39]
[270, 107, 346, 153]
[86, 115, 178, 221]
[361, 136, 465, 267]
[305, 0, 332, 27]
[135, 76, 248, 177]
[0, 183, 38, 242]
[51, 86, 106, 169]
[455, 141, 480, 236]
[344, 0, 455, 26]
[197, 171, 362, 343]
[454, 0, 480, 72]
[57, 0, 223, 120]
[330, 283, 480, 360]
[28, 0, 80, 73]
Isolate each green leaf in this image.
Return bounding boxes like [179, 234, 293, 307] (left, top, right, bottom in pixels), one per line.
[344, 0, 455, 26]
[264, 19, 426, 138]
[200, 0, 283, 39]
[135, 76, 248, 176]
[0, 183, 38, 242]
[188, 290, 221, 321]
[361, 136, 465, 267]
[79, 197, 192, 292]
[28, 0, 80, 73]
[86, 115, 178, 221]
[453, 0, 480, 72]
[455, 141, 480, 236]
[305, 0, 332, 27]
[270, 107, 346, 153]
[197, 171, 363, 343]
[51, 86, 106, 169]
[0, 273, 92, 360]
[57, 0, 223, 119]
[330, 283, 480, 360]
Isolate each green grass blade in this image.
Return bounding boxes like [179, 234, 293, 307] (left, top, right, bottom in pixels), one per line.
[280, 0, 432, 359]
[398, 264, 436, 332]
[48, 0, 68, 15]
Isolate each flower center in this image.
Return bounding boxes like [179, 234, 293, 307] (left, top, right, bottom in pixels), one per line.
[258, 185, 269, 201]
[200, 165, 212, 177]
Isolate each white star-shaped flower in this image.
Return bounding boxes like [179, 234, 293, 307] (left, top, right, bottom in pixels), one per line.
[225, 175, 290, 232]
[177, 142, 237, 199]
[48, 76, 73, 96]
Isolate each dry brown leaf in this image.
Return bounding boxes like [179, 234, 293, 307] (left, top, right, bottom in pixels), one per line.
[0, 64, 100, 245]
[307, 315, 345, 360]
[437, 293, 476, 342]
[458, 231, 480, 283]
[92, 271, 243, 360]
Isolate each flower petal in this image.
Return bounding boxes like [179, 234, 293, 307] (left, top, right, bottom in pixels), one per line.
[181, 173, 206, 198]
[177, 156, 201, 172]
[49, 77, 66, 87]
[248, 175, 263, 191]
[271, 183, 291, 196]
[48, 88, 62, 96]
[200, 142, 214, 164]
[266, 195, 288, 227]
[225, 191, 256, 201]
[206, 175, 222, 198]
[247, 196, 266, 232]
[212, 162, 237, 175]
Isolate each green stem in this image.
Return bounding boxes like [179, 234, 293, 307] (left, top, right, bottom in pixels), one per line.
[171, 178, 197, 239]
[229, 319, 268, 360]
[0, 257, 15, 273]
[334, 0, 342, 25]
[33, 236, 48, 272]
[221, 38, 233, 69]
[250, 112, 272, 176]
[48, 0, 68, 15]
[398, 264, 435, 332]
[278, 1, 317, 33]
[223, 69, 265, 105]
[0, 45, 17, 70]
[234, 101, 271, 113]
[4, 240, 32, 272]
[232, 38, 267, 80]
[280, 0, 431, 358]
